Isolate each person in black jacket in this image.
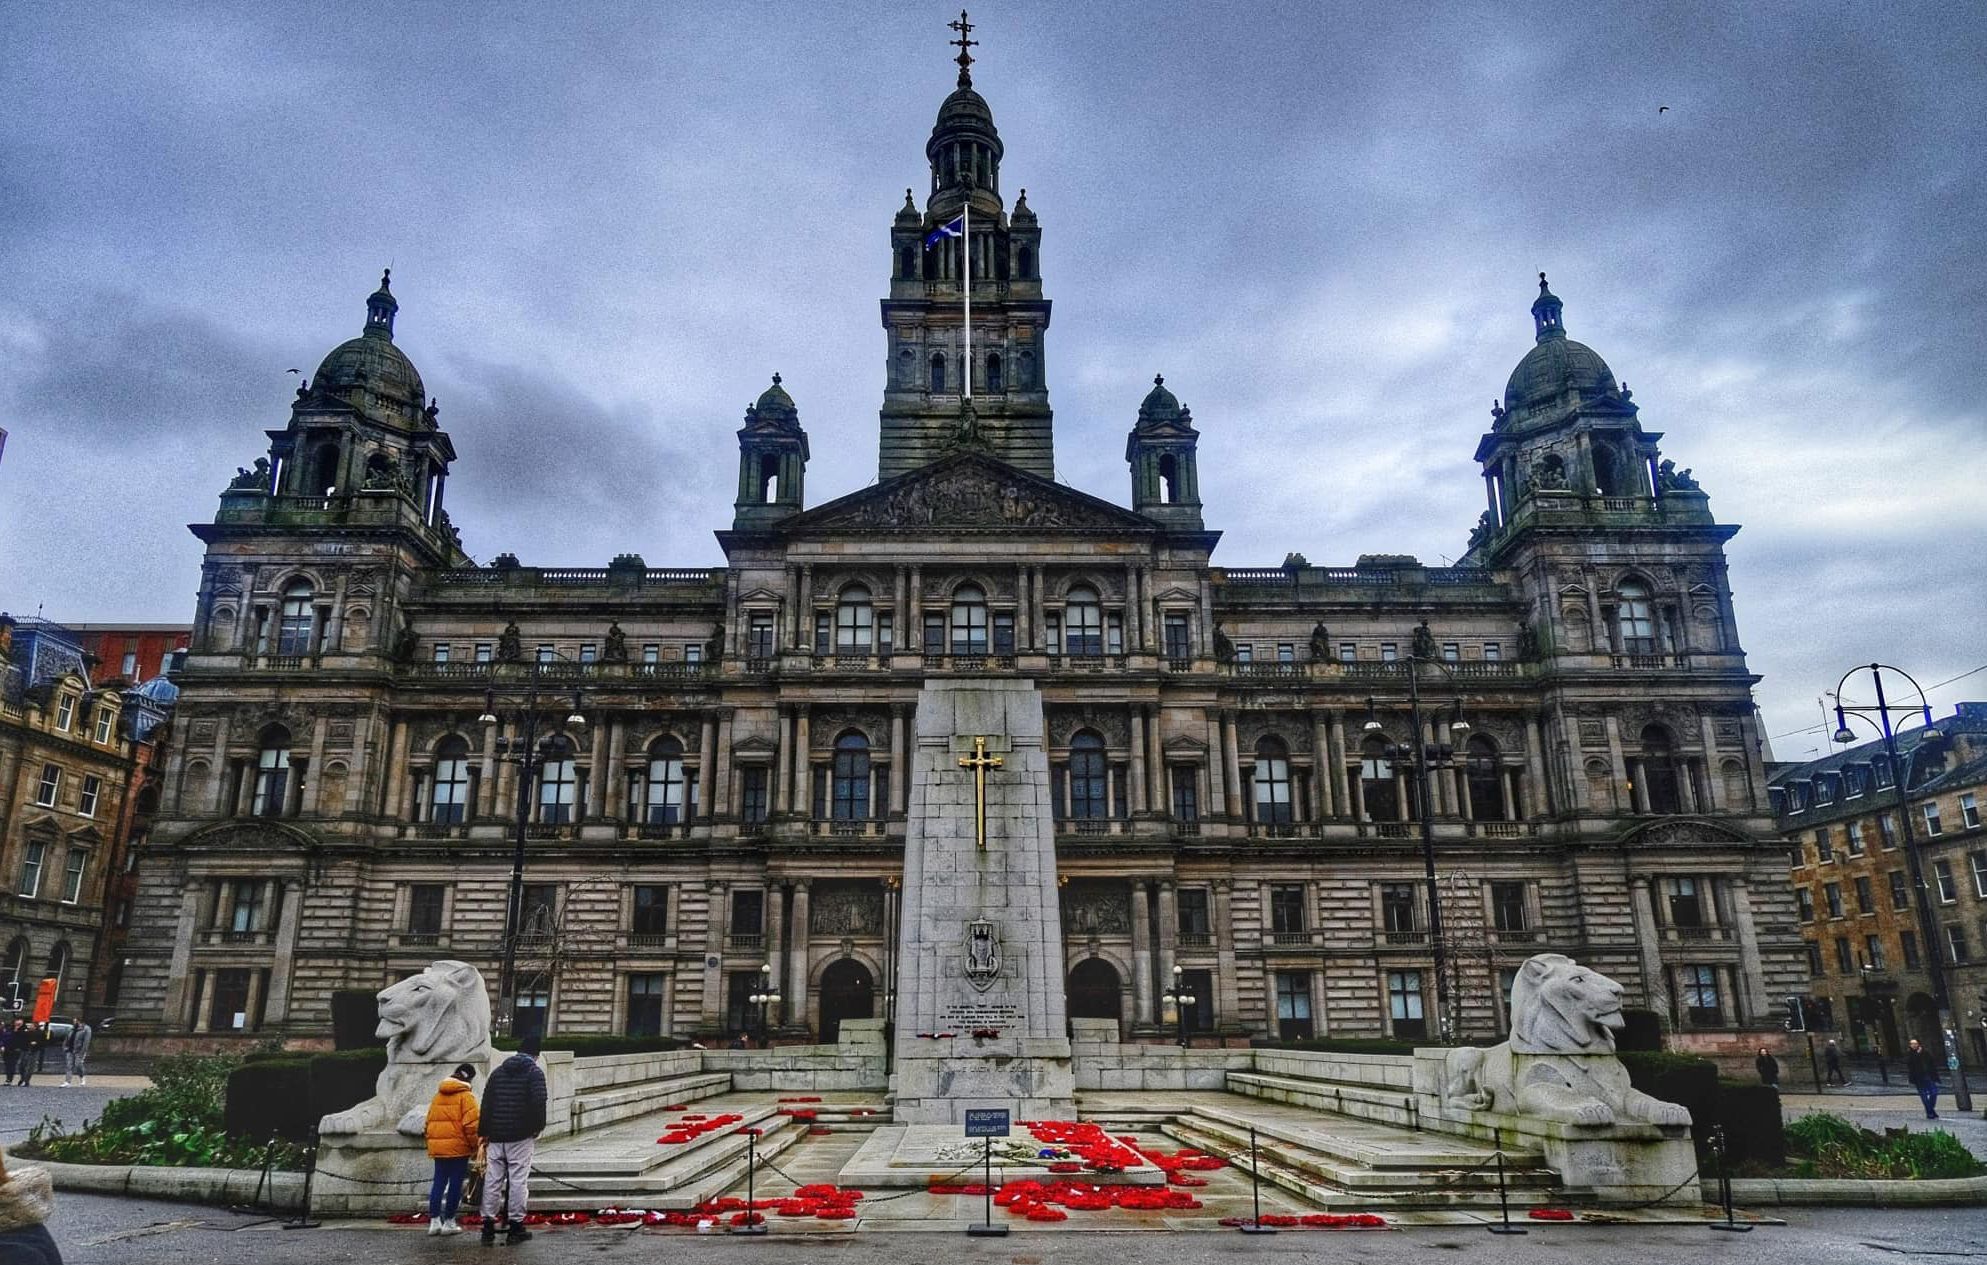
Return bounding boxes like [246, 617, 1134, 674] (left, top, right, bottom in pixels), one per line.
[1754, 1046, 1780, 1087]
[1905, 1038, 1941, 1119]
[478, 1034, 548, 1244]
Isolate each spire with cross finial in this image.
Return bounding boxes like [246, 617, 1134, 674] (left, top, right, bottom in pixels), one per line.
[1531, 270, 1565, 343]
[948, 10, 977, 87]
[365, 267, 399, 339]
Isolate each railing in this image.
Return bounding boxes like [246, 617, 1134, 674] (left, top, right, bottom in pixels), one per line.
[1232, 662, 1305, 679]
[1489, 929, 1539, 945]
[637, 822, 689, 839]
[1425, 568, 1492, 586]
[1173, 820, 1202, 838]
[1610, 652, 1691, 670]
[399, 932, 442, 948]
[726, 933, 765, 953]
[1165, 657, 1196, 673]
[923, 653, 1017, 672]
[1663, 925, 1732, 943]
[1053, 653, 1126, 672]
[822, 654, 884, 671]
[259, 654, 310, 671]
[809, 819, 887, 838]
[1382, 930, 1429, 946]
[1339, 662, 1407, 679]
[1471, 821, 1533, 838]
[1218, 569, 1294, 586]
[1369, 822, 1414, 839]
[630, 662, 710, 681]
[744, 657, 776, 675]
[205, 929, 269, 946]
[1246, 822, 1316, 839]
[1267, 931, 1313, 947]
[627, 932, 671, 951]
[1064, 819, 1125, 836]
[433, 567, 720, 588]
[1596, 496, 1652, 513]
[526, 823, 570, 839]
[1176, 932, 1213, 949]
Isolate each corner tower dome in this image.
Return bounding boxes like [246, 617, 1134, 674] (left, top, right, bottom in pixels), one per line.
[310, 269, 429, 426]
[1501, 273, 1618, 419]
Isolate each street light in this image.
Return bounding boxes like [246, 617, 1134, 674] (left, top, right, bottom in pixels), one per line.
[749, 962, 781, 1047]
[1162, 964, 1197, 1049]
[479, 665, 587, 1040]
[1831, 662, 1972, 1113]
[1361, 625, 1474, 1042]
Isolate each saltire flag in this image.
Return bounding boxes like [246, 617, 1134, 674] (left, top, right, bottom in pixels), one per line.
[924, 215, 964, 248]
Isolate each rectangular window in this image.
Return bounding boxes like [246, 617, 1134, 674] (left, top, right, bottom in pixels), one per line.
[927, 612, 950, 654]
[1806, 941, 1824, 977]
[725, 971, 759, 1036]
[730, 889, 764, 936]
[1163, 612, 1191, 660]
[1234, 643, 1252, 663]
[632, 885, 669, 938]
[1879, 814, 1897, 848]
[34, 764, 59, 808]
[1854, 875, 1873, 915]
[211, 968, 253, 1031]
[475, 642, 493, 663]
[579, 643, 598, 663]
[1276, 643, 1295, 663]
[408, 884, 446, 937]
[1338, 642, 1357, 663]
[1901, 929, 1921, 969]
[513, 983, 550, 1041]
[1923, 802, 1943, 836]
[1845, 767, 1865, 798]
[815, 611, 832, 655]
[55, 695, 75, 731]
[536, 644, 555, 663]
[1963, 793, 1981, 830]
[1796, 887, 1815, 922]
[1105, 612, 1124, 656]
[1873, 756, 1894, 788]
[93, 708, 115, 744]
[685, 643, 703, 664]
[1386, 971, 1426, 1039]
[1680, 964, 1722, 1026]
[992, 612, 1015, 656]
[1491, 881, 1528, 932]
[740, 765, 769, 826]
[1846, 821, 1865, 855]
[79, 775, 101, 818]
[229, 880, 264, 932]
[1441, 642, 1460, 662]
[878, 612, 895, 656]
[1177, 967, 1214, 1032]
[1170, 766, 1199, 822]
[119, 649, 138, 678]
[1971, 852, 1987, 899]
[626, 973, 666, 1037]
[60, 850, 87, 904]
[1177, 889, 1211, 936]
[519, 884, 558, 938]
[1273, 971, 1313, 1040]
[432, 643, 450, 663]
[1663, 876, 1704, 927]
[1824, 882, 1843, 919]
[1815, 829, 1834, 862]
[643, 643, 660, 663]
[1380, 643, 1398, 663]
[1947, 925, 1970, 964]
[1834, 936, 1853, 974]
[1483, 642, 1501, 662]
[1269, 884, 1306, 934]
[1380, 883, 1418, 934]
[1865, 934, 1885, 971]
[1890, 869, 1911, 910]
[747, 614, 775, 659]
[1935, 859, 1956, 902]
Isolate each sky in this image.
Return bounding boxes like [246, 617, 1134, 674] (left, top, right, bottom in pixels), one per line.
[1, 1, 1983, 754]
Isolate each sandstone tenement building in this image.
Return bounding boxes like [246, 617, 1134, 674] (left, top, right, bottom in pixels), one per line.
[115, 51, 1800, 1053]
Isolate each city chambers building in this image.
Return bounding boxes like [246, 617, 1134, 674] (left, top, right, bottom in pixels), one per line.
[115, 45, 1802, 1054]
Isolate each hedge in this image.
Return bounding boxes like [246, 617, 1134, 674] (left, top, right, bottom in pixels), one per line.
[1714, 1080, 1786, 1168]
[1617, 1008, 1665, 1052]
[491, 1034, 688, 1057]
[224, 1049, 389, 1143]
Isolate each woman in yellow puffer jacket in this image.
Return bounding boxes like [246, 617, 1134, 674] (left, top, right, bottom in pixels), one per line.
[423, 1063, 481, 1235]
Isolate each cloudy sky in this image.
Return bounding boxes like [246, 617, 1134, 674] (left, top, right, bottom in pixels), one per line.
[2, 2, 1982, 752]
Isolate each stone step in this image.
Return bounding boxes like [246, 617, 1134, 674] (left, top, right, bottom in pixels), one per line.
[570, 1071, 735, 1133]
[1175, 1110, 1555, 1192]
[530, 1119, 807, 1211]
[1226, 1070, 1416, 1117]
[536, 1103, 785, 1178]
[1193, 1099, 1544, 1172]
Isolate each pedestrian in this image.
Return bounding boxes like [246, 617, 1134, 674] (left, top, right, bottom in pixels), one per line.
[1, 1021, 20, 1087]
[478, 1034, 547, 1245]
[1905, 1038, 1941, 1119]
[423, 1063, 480, 1236]
[1823, 1039, 1846, 1086]
[0, 1145, 63, 1264]
[60, 1020, 90, 1088]
[1754, 1045, 1780, 1088]
[15, 1027, 40, 1088]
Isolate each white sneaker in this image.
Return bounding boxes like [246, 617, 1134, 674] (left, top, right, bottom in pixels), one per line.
[77, 1077, 85, 1086]
[441, 1219, 462, 1235]
[427, 1217, 444, 1236]
[60, 1080, 70, 1087]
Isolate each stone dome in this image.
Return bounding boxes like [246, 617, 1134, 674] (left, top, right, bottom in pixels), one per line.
[313, 332, 427, 409]
[1503, 336, 1617, 416]
[755, 373, 796, 415]
[1139, 374, 1182, 421]
[936, 85, 994, 127]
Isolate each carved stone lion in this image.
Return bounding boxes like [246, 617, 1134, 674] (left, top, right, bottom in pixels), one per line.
[319, 960, 498, 1138]
[1443, 954, 1691, 1128]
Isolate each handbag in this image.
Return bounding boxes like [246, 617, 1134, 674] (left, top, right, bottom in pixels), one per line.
[462, 1142, 486, 1207]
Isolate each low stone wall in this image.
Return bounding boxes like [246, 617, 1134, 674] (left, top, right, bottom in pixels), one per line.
[570, 1049, 705, 1094]
[1721, 1175, 1987, 1206]
[36, 1157, 303, 1210]
[1070, 1020, 1253, 1091]
[699, 1021, 886, 1091]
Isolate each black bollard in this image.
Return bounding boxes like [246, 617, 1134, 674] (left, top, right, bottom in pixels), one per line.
[1237, 1125, 1277, 1234]
[1486, 1130, 1527, 1235]
[733, 1127, 768, 1236]
[282, 1128, 321, 1230]
[1706, 1125, 1751, 1233]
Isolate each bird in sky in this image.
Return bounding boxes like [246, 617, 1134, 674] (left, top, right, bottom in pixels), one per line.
[1658, 106, 1670, 114]
[285, 367, 301, 374]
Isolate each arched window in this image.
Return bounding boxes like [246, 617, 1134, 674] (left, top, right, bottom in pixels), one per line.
[1616, 580, 1656, 654]
[1017, 245, 1034, 279]
[757, 453, 780, 502]
[1065, 585, 1103, 656]
[1640, 725, 1682, 814]
[836, 584, 874, 652]
[276, 580, 316, 655]
[986, 353, 1003, 392]
[832, 732, 871, 820]
[930, 352, 947, 393]
[646, 736, 687, 826]
[1252, 737, 1293, 824]
[1068, 731, 1108, 820]
[46, 943, 69, 1001]
[1158, 454, 1181, 503]
[1465, 735, 1505, 821]
[253, 725, 291, 817]
[537, 736, 577, 824]
[307, 442, 339, 495]
[1, 938, 26, 1004]
[1360, 735, 1399, 822]
[950, 584, 988, 655]
[431, 736, 472, 825]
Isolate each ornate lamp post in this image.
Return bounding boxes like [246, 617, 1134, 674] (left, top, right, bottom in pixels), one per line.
[1364, 623, 1472, 1042]
[478, 668, 586, 1039]
[1831, 663, 1972, 1113]
[749, 962, 782, 1047]
[1162, 964, 1197, 1049]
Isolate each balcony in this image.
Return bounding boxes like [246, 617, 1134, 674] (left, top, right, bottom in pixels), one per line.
[1059, 819, 1131, 837]
[809, 819, 888, 839]
[1470, 821, 1536, 838]
[1609, 652, 1692, 670]
[637, 821, 691, 840]
[1047, 654, 1126, 673]
[626, 932, 672, 952]
[1367, 822, 1414, 839]
[1164, 657, 1196, 674]
[1173, 820, 1202, 838]
[203, 929, 270, 947]
[1660, 925, 1733, 944]
[1246, 822, 1318, 840]
[924, 653, 1017, 672]
[1489, 928, 1539, 946]
[526, 823, 572, 840]
[1380, 930, 1429, 947]
[726, 933, 765, 954]
[629, 662, 712, 682]
[396, 931, 444, 949]
[1232, 662, 1306, 680]
[1266, 931, 1315, 948]
[1175, 931, 1213, 949]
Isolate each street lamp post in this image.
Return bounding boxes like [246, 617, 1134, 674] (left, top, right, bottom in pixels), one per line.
[479, 669, 587, 1040]
[1831, 663, 1972, 1113]
[1163, 964, 1197, 1049]
[749, 962, 781, 1047]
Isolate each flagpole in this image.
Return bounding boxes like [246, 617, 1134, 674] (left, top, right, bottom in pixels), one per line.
[962, 198, 972, 401]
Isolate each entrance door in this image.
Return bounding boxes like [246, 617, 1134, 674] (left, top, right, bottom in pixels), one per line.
[1067, 959, 1123, 1034]
[817, 959, 875, 1044]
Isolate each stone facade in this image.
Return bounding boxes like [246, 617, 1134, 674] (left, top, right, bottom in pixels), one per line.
[112, 57, 1800, 1053]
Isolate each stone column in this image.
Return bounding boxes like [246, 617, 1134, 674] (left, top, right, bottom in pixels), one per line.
[1603, 714, 1628, 807]
[1500, 768, 1518, 821]
[1726, 876, 1764, 1025]
[793, 705, 812, 819]
[889, 705, 908, 815]
[702, 881, 727, 1031]
[584, 711, 609, 819]
[1455, 764, 1474, 821]
[1128, 709, 1148, 814]
[1130, 882, 1154, 1025]
[1212, 879, 1237, 1031]
[908, 566, 923, 650]
[798, 565, 814, 651]
[698, 713, 718, 823]
[1697, 714, 1722, 811]
[1629, 879, 1671, 1017]
[1311, 713, 1334, 819]
[327, 573, 350, 654]
[1156, 880, 1178, 999]
[1030, 566, 1047, 651]
[263, 879, 303, 1023]
[1141, 565, 1158, 652]
[1147, 705, 1164, 811]
[764, 885, 785, 1021]
[1221, 711, 1243, 821]
[1328, 710, 1351, 819]
[478, 721, 499, 821]
[773, 707, 792, 815]
[390, 716, 416, 822]
[1524, 715, 1549, 817]
[191, 969, 215, 1034]
[788, 880, 812, 1033]
[161, 883, 202, 1025]
[894, 565, 909, 654]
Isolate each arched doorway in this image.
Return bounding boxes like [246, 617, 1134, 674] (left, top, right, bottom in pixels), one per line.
[1067, 959, 1123, 1034]
[817, 959, 874, 1044]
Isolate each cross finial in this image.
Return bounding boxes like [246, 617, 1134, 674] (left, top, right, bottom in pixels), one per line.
[948, 10, 977, 87]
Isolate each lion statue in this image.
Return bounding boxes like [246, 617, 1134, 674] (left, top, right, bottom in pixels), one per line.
[319, 960, 499, 1137]
[1442, 953, 1691, 1128]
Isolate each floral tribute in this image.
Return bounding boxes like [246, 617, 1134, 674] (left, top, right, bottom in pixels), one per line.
[1527, 1207, 1575, 1221]
[655, 1111, 745, 1145]
[388, 1185, 870, 1231]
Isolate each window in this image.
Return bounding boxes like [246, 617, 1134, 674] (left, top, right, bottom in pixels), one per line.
[1923, 802, 1943, 836]
[643, 643, 660, 664]
[60, 850, 87, 904]
[747, 614, 775, 659]
[1359, 736, 1398, 822]
[1845, 767, 1865, 798]
[1387, 971, 1426, 1039]
[211, 968, 254, 1031]
[475, 643, 493, 663]
[1177, 889, 1210, 937]
[1796, 887, 1815, 921]
[276, 581, 316, 655]
[1889, 870, 1911, 910]
[1879, 814, 1898, 848]
[632, 885, 668, 938]
[1466, 736, 1504, 820]
[1491, 881, 1528, 932]
[1338, 642, 1357, 663]
[1269, 885, 1306, 934]
[1441, 642, 1460, 662]
[408, 884, 446, 938]
[645, 737, 688, 825]
[1834, 936, 1853, 974]
[519, 884, 559, 938]
[1854, 876, 1874, 915]
[1274, 971, 1313, 1040]
[1068, 731, 1107, 820]
[1806, 941, 1824, 977]
[1972, 852, 1987, 898]
[950, 584, 989, 655]
[1064, 586, 1103, 655]
[729, 889, 764, 936]
[1947, 925, 1971, 965]
[93, 707, 115, 744]
[740, 765, 769, 826]
[1963, 793, 1981, 830]
[1616, 580, 1656, 653]
[1934, 859, 1956, 902]
[1846, 821, 1865, 855]
[1873, 756, 1894, 788]
[536, 739, 577, 824]
[119, 649, 138, 678]
[432, 642, 451, 663]
[1272, 642, 1292, 663]
[254, 727, 291, 817]
[51, 693, 73, 732]
[831, 732, 871, 820]
[1251, 737, 1293, 824]
[1639, 725, 1682, 813]
[431, 737, 472, 824]
[1664, 876, 1704, 927]
[1823, 882, 1842, 919]
[18, 842, 46, 898]
[579, 643, 597, 663]
[1786, 783, 1807, 813]
[77, 775, 101, 818]
[834, 585, 874, 652]
[988, 611, 1009, 655]
[1901, 929, 1921, 968]
[1176, 967, 1214, 1032]
[1865, 935, 1885, 971]
[1679, 964, 1722, 1026]
[1233, 643, 1252, 663]
[1163, 612, 1191, 660]
[1815, 829, 1834, 862]
[986, 352, 1003, 392]
[34, 764, 59, 807]
[1170, 766, 1199, 822]
[930, 351, 946, 393]
[626, 973, 666, 1037]
[1380, 884, 1418, 934]
[536, 644, 555, 663]
[513, 983, 550, 1041]
[1380, 643, 1398, 663]
[1483, 642, 1501, 662]
[225, 879, 263, 933]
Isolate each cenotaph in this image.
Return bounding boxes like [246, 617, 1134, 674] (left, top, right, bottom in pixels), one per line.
[890, 678, 1075, 1123]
